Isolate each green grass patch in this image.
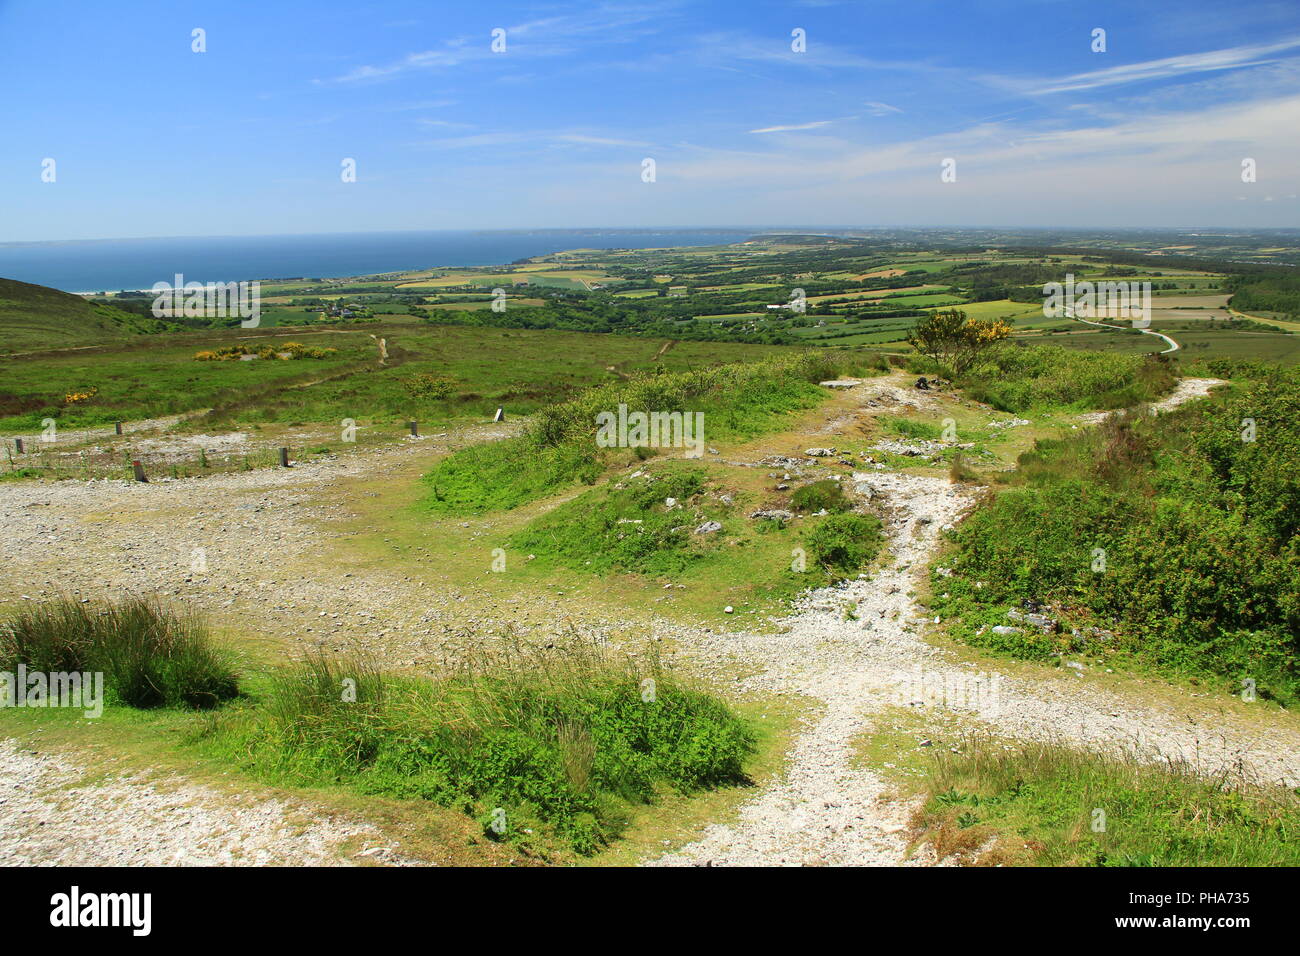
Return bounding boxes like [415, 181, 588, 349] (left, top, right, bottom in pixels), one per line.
[912, 734, 1300, 866]
[956, 343, 1177, 412]
[423, 350, 844, 515]
[195, 644, 755, 855]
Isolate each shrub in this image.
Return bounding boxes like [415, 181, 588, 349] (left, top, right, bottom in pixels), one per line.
[790, 479, 850, 513]
[960, 344, 1176, 412]
[405, 373, 456, 400]
[0, 596, 240, 709]
[906, 309, 1012, 376]
[936, 368, 1300, 702]
[806, 513, 884, 573]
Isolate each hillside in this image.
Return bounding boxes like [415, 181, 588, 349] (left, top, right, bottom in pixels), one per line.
[0, 276, 168, 353]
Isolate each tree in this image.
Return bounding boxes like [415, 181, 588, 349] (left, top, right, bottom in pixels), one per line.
[906, 309, 1012, 376]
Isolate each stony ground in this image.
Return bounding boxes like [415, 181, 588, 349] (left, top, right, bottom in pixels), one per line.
[0, 740, 411, 866]
[2, 372, 1296, 867]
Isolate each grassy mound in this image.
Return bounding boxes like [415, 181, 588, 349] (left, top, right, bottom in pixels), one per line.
[0, 597, 239, 709]
[806, 513, 884, 573]
[934, 367, 1299, 702]
[200, 645, 755, 854]
[0, 277, 170, 353]
[913, 735, 1300, 866]
[424, 351, 855, 515]
[507, 464, 886, 602]
[511, 468, 709, 576]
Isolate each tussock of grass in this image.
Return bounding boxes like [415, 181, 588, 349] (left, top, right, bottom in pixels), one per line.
[913, 735, 1300, 866]
[0, 597, 239, 709]
[198, 641, 755, 855]
[424, 351, 841, 515]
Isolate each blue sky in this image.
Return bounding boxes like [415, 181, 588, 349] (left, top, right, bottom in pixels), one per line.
[3, 0, 1298, 240]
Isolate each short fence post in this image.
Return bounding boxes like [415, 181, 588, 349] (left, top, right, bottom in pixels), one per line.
[131, 460, 147, 482]
[114, 422, 123, 436]
[279, 447, 290, 467]
[14, 438, 23, 454]
[409, 421, 419, 437]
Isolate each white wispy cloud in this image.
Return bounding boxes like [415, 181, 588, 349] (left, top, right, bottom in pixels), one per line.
[323, 3, 682, 84]
[750, 120, 838, 133]
[1023, 36, 1300, 94]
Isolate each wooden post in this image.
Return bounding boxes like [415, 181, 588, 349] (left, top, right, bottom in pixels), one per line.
[409, 421, 419, 437]
[493, 407, 505, 422]
[114, 422, 123, 436]
[279, 447, 290, 467]
[14, 438, 23, 454]
[131, 460, 147, 482]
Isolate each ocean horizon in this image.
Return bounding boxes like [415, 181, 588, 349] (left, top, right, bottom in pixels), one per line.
[0, 228, 766, 294]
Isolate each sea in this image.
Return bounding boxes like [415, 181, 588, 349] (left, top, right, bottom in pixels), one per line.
[0, 229, 760, 294]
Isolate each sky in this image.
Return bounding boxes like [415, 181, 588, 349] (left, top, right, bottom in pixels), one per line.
[2, 0, 1299, 241]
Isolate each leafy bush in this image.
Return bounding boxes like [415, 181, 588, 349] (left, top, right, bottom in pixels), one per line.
[0, 597, 239, 709]
[205, 644, 754, 854]
[405, 373, 456, 400]
[906, 309, 1012, 375]
[790, 479, 850, 513]
[806, 513, 884, 573]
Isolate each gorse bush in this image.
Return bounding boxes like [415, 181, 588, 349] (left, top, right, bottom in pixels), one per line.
[0, 597, 239, 709]
[424, 351, 843, 515]
[936, 369, 1300, 702]
[205, 643, 755, 854]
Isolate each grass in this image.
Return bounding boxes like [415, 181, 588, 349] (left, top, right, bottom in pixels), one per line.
[195, 640, 755, 855]
[910, 733, 1300, 866]
[423, 350, 861, 515]
[0, 323, 783, 432]
[0, 596, 240, 709]
[0, 277, 168, 352]
[956, 343, 1178, 412]
[506, 462, 885, 605]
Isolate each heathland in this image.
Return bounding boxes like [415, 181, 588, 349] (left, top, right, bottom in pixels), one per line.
[2, 232, 1298, 866]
